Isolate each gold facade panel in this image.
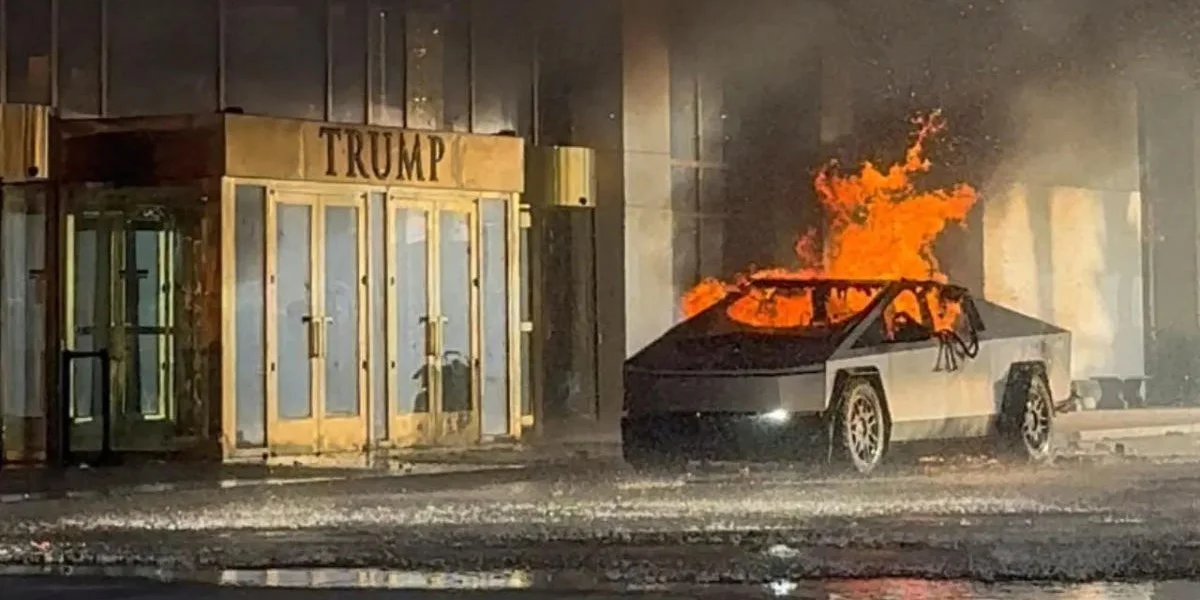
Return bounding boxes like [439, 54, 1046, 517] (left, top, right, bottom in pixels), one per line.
[0, 104, 50, 181]
[223, 115, 524, 193]
[526, 145, 598, 208]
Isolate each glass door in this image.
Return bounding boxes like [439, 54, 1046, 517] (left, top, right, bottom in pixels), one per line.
[67, 207, 178, 453]
[434, 203, 479, 444]
[387, 195, 480, 446]
[266, 189, 367, 455]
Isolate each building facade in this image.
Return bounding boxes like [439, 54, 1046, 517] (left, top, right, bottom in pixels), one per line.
[6, 0, 1196, 466]
[0, 0, 780, 463]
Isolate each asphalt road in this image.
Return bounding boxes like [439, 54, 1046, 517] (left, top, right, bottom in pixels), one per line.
[4, 446, 1200, 586]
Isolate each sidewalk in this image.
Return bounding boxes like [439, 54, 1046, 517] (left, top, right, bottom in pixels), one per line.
[0, 438, 622, 504]
[0, 460, 522, 505]
[1056, 407, 1200, 441]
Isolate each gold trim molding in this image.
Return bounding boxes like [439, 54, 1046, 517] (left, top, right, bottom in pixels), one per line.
[0, 103, 50, 181]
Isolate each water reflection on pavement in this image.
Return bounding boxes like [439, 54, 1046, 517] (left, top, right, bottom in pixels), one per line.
[4, 569, 1200, 599]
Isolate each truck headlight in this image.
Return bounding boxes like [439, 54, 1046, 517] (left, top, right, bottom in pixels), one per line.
[762, 409, 791, 424]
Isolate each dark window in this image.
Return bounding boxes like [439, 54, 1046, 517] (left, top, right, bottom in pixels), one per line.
[669, 54, 697, 161]
[367, 0, 405, 126]
[441, 1, 470, 132]
[5, 0, 51, 105]
[698, 71, 725, 163]
[58, 0, 102, 116]
[108, 0, 218, 116]
[672, 213, 701, 318]
[330, 0, 367, 123]
[470, 0, 532, 136]
[404, 2, 445, 130]
[671, 166, 698, 214]
[226, 0, 325, 119]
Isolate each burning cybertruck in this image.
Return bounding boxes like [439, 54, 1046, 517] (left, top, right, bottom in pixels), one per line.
[622, 279, 1072, 474]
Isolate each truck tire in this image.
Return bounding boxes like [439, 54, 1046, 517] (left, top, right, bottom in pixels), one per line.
[832, 377, 890, 474]
[997, 366, 1054, 463]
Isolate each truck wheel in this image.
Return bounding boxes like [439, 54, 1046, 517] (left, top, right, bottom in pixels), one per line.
[997, 367, 1054, 463]
[832, 378, 890, 474]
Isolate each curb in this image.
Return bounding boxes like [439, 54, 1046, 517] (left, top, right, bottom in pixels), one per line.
[1070, 423, 1200, 442]
[0, 464, 524, 506]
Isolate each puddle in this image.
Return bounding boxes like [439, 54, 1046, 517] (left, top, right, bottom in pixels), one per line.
[1, 565, 538, 591]
[3, 565, 1200, 598]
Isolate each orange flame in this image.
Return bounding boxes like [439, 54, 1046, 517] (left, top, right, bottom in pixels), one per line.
[680, 110, 978, 332]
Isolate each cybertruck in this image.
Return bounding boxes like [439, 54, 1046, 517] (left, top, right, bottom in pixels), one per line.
[622, 279, 1071, 474]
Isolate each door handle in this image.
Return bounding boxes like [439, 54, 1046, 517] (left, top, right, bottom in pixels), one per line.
[303, 315, 322, 358]
[426, 317, 439, 361]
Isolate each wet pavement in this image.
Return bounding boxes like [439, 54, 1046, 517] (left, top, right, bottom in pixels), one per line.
[3, 572, 1200, 599]
[3, 445, 1200, 585]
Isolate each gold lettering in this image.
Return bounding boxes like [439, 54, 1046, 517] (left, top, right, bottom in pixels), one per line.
[397, 134, 424, 182]
[428, 135, 446, 182]
[318, 126, 343, 176]
[346, 129, 367, 178]
[368, 131, 393, 179]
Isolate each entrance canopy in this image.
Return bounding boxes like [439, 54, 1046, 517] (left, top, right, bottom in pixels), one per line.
[58, 113, 525, 193]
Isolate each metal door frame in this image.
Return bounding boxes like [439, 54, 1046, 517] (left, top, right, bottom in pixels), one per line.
[263, 184, 369, 455]
[386, 191, 481, 447]
[63, 188, 193, 453]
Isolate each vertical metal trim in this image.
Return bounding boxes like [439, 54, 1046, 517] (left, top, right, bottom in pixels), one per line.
[1136, 85, 1156, 386]
[44, 121, 65, 466]
[0, 0, 8, 105]
[361, 0, 370, 124]
[323, 0, 333, 122]
[216, 0, 227, 110]
[49, 0, 59, 108]
[377, 8, 387, 126]
[0, 181, 6, 466]
[529, 1, 540, 146]
[465, 0, 475, 133]
[98, 0, 109, 115]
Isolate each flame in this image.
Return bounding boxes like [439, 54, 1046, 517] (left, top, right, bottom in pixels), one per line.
[680, 111, 978, 332]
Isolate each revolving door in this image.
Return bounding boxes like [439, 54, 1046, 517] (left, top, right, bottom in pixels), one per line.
[64, 187, 217, 454]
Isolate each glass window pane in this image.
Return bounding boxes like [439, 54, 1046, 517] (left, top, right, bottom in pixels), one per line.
[369, 192, 387, 439]
[441, 3, 470, 132]
[129, 230, 163, 327]
[699, 215, 725, 279]
[471, 2, 532, 136]
[331, 0, 367, 123]
[2, 186, 46, 422]
[323, 205, 360, 416]
[108, 0, 218, 116]
[480, 198, 508, 436]
[5, 0, 51, 105]
[58, 0, 102, 117]
[276, 203, 313, 420]
[669, 24, 697, 161]
[71, 223, 101, 420]
[405, 5, 446, 130]
[671, 166, 698, 214]
[438, 211, 471, 413]
[226, 0, 325, 119]
[367, 0, 406, 127]
[234, 185, 266, 447]
[129, 333, 162, 416]
[699, 72, 725, 163]
[123, 229, 170, 417]
[672, 214, 700, 319]
[394, 207, 429, 414]
[699, 168, 726, 215]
